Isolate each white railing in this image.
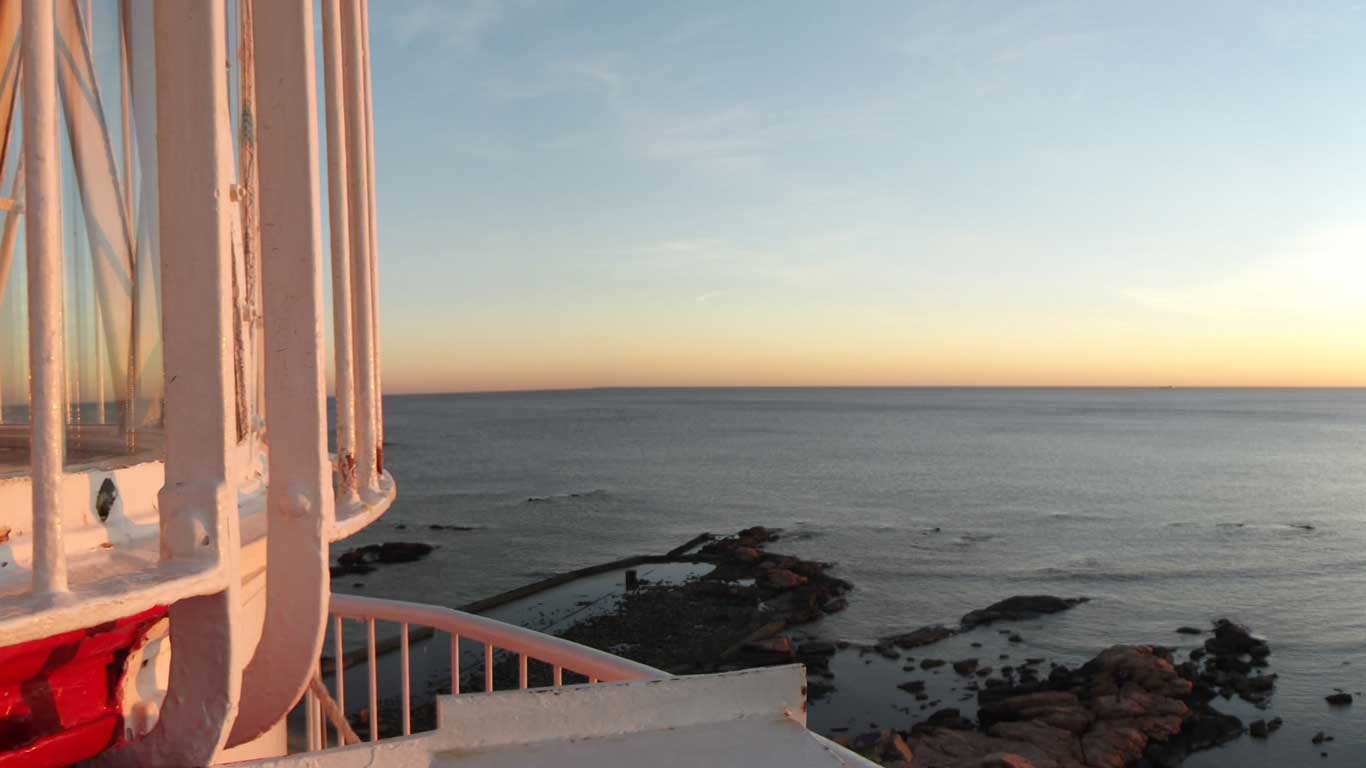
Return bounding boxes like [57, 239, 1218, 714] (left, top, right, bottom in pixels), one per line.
[302, 594, 667, 750]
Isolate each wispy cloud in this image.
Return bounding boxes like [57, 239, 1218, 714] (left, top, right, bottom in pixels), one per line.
[623, 104, 768, 175]
[390, 0, 503, 55]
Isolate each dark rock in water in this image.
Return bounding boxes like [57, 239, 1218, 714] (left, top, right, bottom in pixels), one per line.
[1268, 716, 1283, 732]
[920, 658, 946, 670]
[807, 680, 835, 701]
[1249, 719, 1268, 738]
[898, 680, 926, 694]
[1181, 710, 1243, 751]
[1175, 626, 1203, 635]
[909, 707, 975, 736]
[1203, 618, 1267, 656]
[1312, 730, 1327, 744]
[1008, 633, 1023, 643]
[1326, 692, 1353, 706]
[331, 541, 435, 576]
[953, 658, 979, 675]
[797, 640, 837, 657]
[960, 595, 1089, 628]
[821, 597, 848, 614]
[882, 624, 957, 649]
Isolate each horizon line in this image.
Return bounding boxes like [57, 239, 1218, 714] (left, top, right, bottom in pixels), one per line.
[375, 384, 1366, 398]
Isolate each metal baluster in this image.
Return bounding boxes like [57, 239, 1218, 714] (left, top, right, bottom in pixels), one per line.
[400, 622, 410, 735]
[333, 615, 346, 742]
[484, 644, 493, 693]
[366, 618, 378, 741]
[553, 665, 563, 688]
[450, 633, 461, 695]
[518, 654, 528, 690]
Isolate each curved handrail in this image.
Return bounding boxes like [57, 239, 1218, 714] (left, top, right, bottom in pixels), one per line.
[330, 593, 666, 683]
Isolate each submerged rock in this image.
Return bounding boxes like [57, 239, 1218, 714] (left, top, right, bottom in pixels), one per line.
[884, 625, 958, 650]
[960, 596, 1089, 628]
[331, 541, 435, 576]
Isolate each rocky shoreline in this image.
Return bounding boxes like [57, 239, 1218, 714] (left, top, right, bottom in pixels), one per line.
[845, 618, 1276, 768]
[328, 528, 1348, 766]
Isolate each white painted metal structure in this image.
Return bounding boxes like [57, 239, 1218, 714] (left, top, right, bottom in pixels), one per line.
[0, 3, 867, 766]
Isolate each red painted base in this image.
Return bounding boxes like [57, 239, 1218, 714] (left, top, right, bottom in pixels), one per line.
[0, 606, 168, 768]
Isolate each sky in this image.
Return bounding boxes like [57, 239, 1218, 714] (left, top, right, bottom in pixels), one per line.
[366, 1, 1366, 393]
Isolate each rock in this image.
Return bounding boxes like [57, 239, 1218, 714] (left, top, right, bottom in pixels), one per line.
[883, 624, 957, 650]
[960, 596, 1089, 628]
[1203, 618, 1268, 657]
[978, 754, 1037, 768]
[914, 707, 974, 733]
[821, 597, 848, 613]
[732, 546, 763, 563]
[1312, 730, 1327, 744]
[920, 659, 946, 670]
[1326, 692, 1353, 706]
[745, 637, 794, 656]
[890, 733, 915, 763]
[1248, 719, 1268, 738]
[797, 640, 837, 657]
[764, 568, 806, 590]
[898, 680, 926, 694]
[954, 659, 980, 675]
[1081, 724, 1146, 768]
[1008, 633, 1023, 643]
[1175, 626, 1203, 635]
[332, 541, 435, 576]
[1182, 711, 1243, 751]
[1268, 716, 1283, 732]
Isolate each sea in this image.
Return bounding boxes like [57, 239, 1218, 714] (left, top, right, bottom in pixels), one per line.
[339, 387, 1366, 766]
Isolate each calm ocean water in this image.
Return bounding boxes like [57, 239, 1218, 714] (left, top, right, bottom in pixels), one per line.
[342, 388, 1366, 765]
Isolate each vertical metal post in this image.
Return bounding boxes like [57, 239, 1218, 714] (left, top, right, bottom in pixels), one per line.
[24, 0, 67, 596]
[366, 618, 378, 741]
[0, 158, 25, 426]
[450, 633, 461, 695]
[358, 0, 382, 468]
[320, 0, 355, 497]
[484, 644, 493, 693]
[333, 615, 346, 718]
[119, 0, 137, 443]
[400, 622, 410, 735]
[339, 0, 376, 494]
[114, 1, 244, 762]
[226, 0, 337, 747]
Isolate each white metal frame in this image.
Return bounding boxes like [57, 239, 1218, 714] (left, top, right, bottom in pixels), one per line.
[2, 0, 393, 764]
[303, 594, 666, 749]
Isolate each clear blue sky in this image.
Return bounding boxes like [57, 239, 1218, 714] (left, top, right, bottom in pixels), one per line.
[367, 1, 1366, 392]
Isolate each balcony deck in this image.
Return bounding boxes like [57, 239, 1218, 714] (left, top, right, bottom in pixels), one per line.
[235, 666, 878, 768]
